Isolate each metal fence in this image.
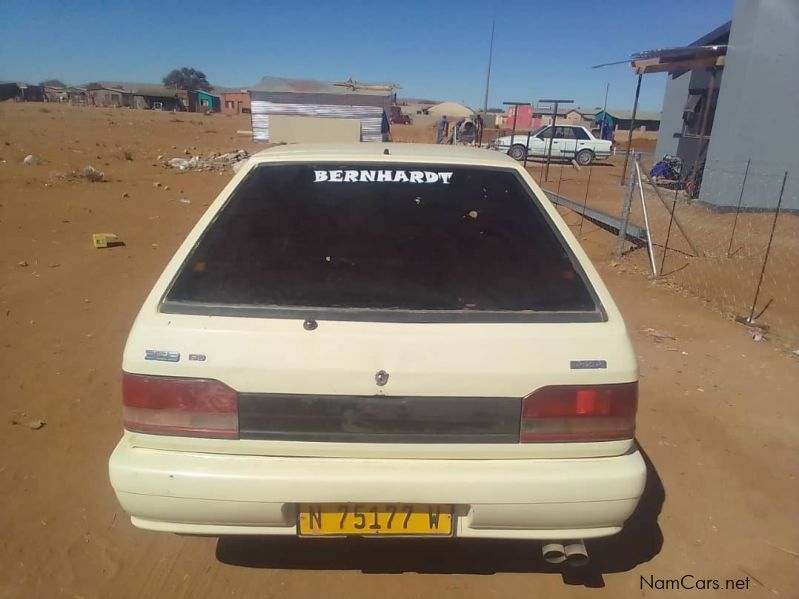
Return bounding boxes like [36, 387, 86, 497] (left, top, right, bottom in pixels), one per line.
[616, 155, 798, 347]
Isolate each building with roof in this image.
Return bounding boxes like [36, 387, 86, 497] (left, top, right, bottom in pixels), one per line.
[187, 89, 220, 113]
[647, 0, 797, 210]
[221, 90, 251, 115]
[248, 76, 397, 142]
[507, 104, 535, 130]
[0, 82, 45, 102]
[43, 85, 68, 102]
[596, 109, 661, 132]
[85, 82, 184, 110]
[532, 106, 600, 129]
[43, 85, 88, 104]
[565, 108, 602, 127]
[653, 22, 730, 163]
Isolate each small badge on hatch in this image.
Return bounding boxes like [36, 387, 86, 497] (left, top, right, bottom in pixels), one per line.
[375, 370, 389, 386]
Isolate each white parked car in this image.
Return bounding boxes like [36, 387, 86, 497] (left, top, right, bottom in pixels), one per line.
[494, 125, 612, 165]
[109, 143, 644, 566]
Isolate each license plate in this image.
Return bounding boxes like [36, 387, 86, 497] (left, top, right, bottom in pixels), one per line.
[298, 504, 453, 536]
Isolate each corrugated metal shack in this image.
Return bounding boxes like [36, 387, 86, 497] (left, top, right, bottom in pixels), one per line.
[248, 76, 397, 142]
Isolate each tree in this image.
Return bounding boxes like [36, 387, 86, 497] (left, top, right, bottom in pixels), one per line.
[162, 67, 212, 91]
[40, 79, 66, 88]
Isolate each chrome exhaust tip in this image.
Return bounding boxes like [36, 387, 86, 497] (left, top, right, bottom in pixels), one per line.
[542, 542, 567, 564]
[564, 541, 589, 567]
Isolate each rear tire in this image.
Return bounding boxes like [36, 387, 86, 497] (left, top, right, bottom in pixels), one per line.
[575, 149, 594, 166]
[508, 144, 527, 161]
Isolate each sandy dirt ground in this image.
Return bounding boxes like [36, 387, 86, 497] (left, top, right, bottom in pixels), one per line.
[1, 106, 798, 599]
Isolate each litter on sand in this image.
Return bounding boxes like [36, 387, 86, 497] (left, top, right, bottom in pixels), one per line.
[92, 233, 124, 249]
[642, 327, 677, 342]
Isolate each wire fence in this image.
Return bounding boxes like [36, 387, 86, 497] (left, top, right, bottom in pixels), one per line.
[615, 156, 798, 347]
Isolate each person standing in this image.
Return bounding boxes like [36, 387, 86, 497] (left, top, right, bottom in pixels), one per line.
[436, 115, 449, 144]
[474, 113, 484, 146]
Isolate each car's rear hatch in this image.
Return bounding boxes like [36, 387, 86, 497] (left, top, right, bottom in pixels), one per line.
[122, 157, 637, 458]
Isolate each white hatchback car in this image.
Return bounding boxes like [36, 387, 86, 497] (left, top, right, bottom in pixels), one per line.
[109, 143, 645, 566]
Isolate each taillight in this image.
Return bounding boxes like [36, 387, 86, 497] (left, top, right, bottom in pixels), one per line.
[122, 373, 238, 438]
[520, 382, 637, 442]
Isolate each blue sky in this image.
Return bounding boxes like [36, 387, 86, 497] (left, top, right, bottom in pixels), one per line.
[0, 0, 733, 111]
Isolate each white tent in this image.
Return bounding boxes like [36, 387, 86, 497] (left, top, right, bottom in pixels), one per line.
[426, 102, 474, 118]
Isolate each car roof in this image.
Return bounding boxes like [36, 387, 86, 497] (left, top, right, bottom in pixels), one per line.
[252, 143, 520, 167]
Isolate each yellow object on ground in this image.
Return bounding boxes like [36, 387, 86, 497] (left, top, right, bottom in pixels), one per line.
[92, 233, 121, 248]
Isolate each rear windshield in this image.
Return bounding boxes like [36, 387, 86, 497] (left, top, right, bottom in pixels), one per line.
[163, 162, 599, 320]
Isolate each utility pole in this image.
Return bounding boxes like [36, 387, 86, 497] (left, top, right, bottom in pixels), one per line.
[538, 98, 573, 181]
[482, 15, 495, 116]
[601, 82, 609, 138]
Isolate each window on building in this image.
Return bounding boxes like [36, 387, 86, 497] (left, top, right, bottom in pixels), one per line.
[683, 94, 702, 125]
[682, 90, 717, 137]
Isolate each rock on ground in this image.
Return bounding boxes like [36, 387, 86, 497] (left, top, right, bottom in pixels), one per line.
[80, 165, 105, 182]
[165, 149, 249, 172]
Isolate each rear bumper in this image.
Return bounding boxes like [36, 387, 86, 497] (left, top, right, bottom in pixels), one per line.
[109, 439, 646, 540]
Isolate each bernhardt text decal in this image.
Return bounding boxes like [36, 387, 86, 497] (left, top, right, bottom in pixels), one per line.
[314, 170, 453, 184]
